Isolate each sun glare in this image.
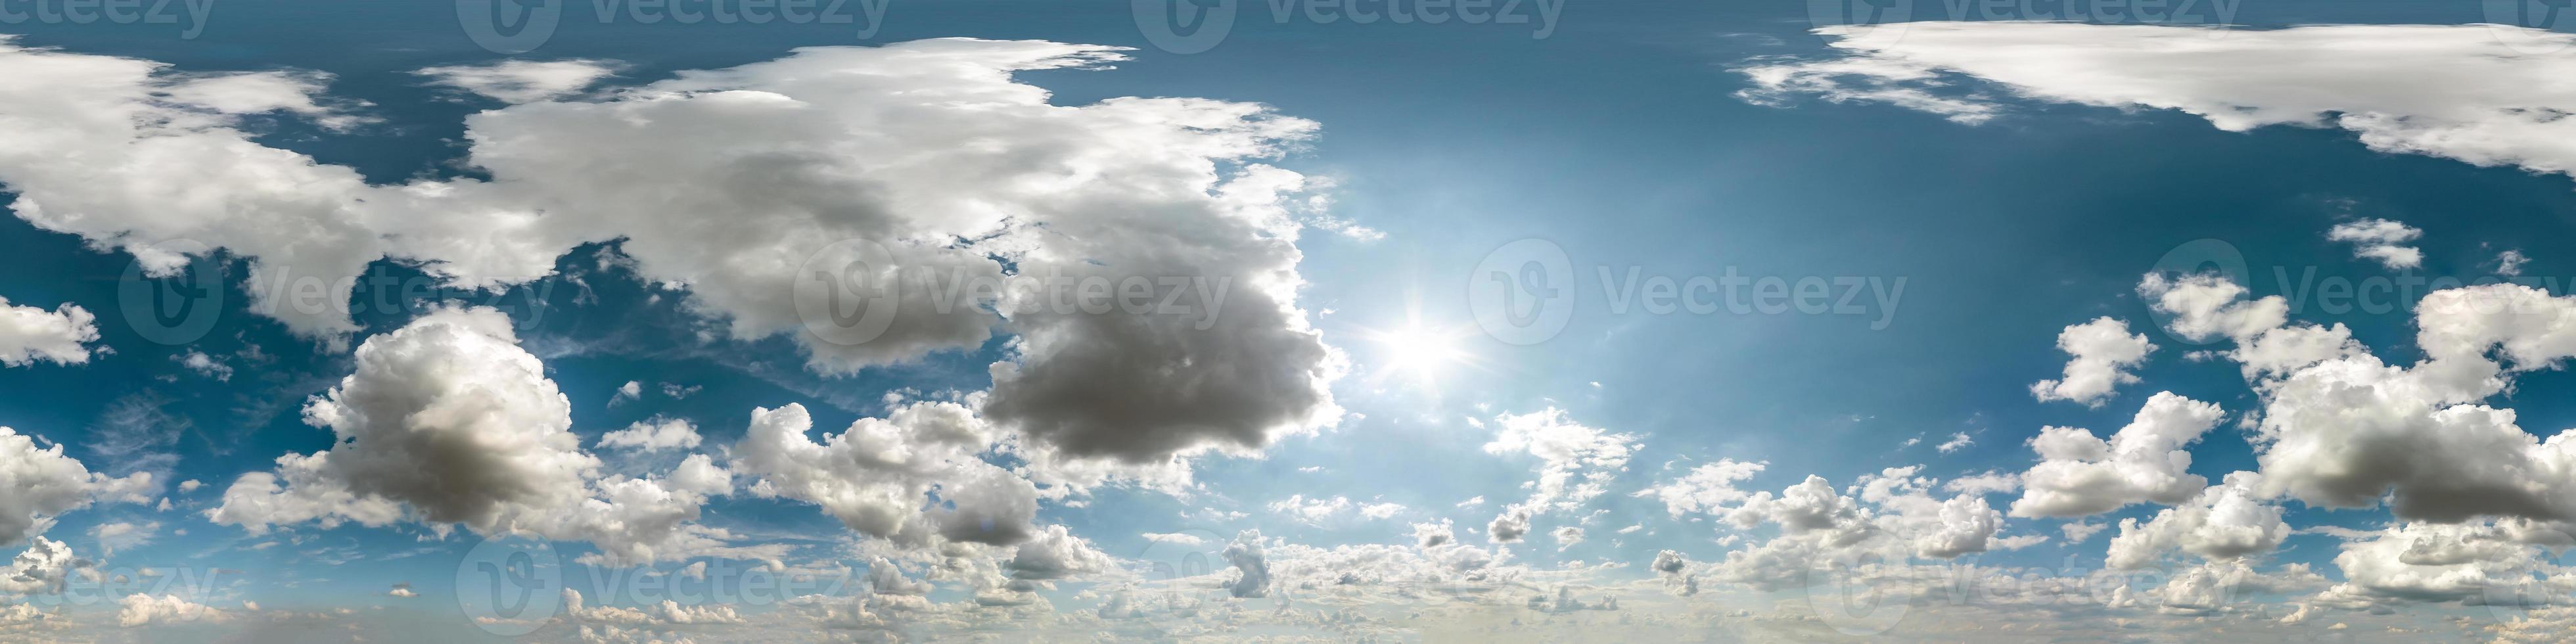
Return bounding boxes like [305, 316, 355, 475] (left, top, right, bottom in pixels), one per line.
[1367, 322, 1475, 389]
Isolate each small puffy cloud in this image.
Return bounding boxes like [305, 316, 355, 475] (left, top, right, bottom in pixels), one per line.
[1935, 432, 1975, 454]
[386, 582, 417, 598]
[1141, 532, 1206, 547]
[2327, 218, 2424, 270]
[118, 593, 225, 627]
[1486, 507, 1531, 543]
[2029, 317, 2155, 407]
[0, 298, 97, 367]
[1552, 526, 1585, 550]
[1633, 459, 1765, 517]
[172, 350, 231, 381]
[597, 417, 702, 452]
[1005, 525, 1110, 582]
[2010, 392, 2223, 518]
[414, 59, 619, 103]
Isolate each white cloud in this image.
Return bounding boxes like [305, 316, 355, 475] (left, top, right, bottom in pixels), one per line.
[1934, 432, 1974, 454]
[1741, 23, 2576, 189]
[0, 426, 156, 544]
[0, 38, 1350, 478]
[208, 308, 747, 565]
[1552, 526, 1585, 550]
[414, 59, 618, 103]
[2009, 392, 2223, 518]
[2497, 249, 2531, 276]
[1632, 458, 1765, 517]
[172, 350, 231, 381]
[2327, 218, 2425, 270]
[731, 399, 1036, 549]
[597, 417, 703, 452]
[1140, 532, 1205, 547]
[0, 297, 97, 367]
[2029, 317, 2154, 407]
[1483, 408, 1638, 515]
[87, 520, 157, 557]
[2104, 471, 2288, 569]
[118, 593, 225, 628]
[386, 583, 417, 598]
[0, 537, 85, 595]
[2150, 273, 2576, 524]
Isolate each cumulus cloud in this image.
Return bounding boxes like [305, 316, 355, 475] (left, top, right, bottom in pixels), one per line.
[731, 399, 1036, 549]
[0, 426, 157, 544]
[2146, 273, 2576, 524]
[2029, 317, 2154, 407]
[0, 537, 87, 595]
[0, 38, 1351, 480]
[2104, 471, 2289, 569]
[1633, 459, 1765, 517]
[1551, 526, 1585, 550]
[0, 297, 97, 367]
[2009, 392, 2223, 518]
[118, 594, 225, 627]
[2326, 218, 2425, 269]
[208, 308, 745, 564]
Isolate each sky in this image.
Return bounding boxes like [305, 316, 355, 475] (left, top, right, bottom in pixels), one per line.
[3, 0, 2576, 641]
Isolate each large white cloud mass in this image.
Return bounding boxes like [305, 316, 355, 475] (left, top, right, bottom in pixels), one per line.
[2029, 317, 2154, 407]
[1739, 23, 2576, 184]
[0, 36, 1344, 472]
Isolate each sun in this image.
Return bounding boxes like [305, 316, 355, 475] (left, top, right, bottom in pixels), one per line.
[1364, 321, 1476, 389]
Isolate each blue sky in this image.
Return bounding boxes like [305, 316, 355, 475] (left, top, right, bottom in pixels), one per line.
[2, 0, 2576, 641]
